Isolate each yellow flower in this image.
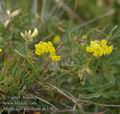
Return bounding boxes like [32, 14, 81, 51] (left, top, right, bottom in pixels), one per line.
[21, 28, 38, 41]
[100, 39, 107, 45]
[0, 48, 3, 53]
[35, 41, 61, 62]
[51, 55, 61, 61]
[53, 35, 61, 44]
[86, 39, 113, 57]
[100, 39, 113, 55]
[86, 40, 100, 53]
[93, 46, 103, 57]
[49, 47, 56, 56]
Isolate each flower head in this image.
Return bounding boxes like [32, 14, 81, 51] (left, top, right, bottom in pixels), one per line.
[53, 35, 61, 44]
[51, 55, 61, 61]
[35, 41, 61, 62]
[21, 28, 38, 41]
[86, 39, 113, 57]
[4, 9, 21, 28]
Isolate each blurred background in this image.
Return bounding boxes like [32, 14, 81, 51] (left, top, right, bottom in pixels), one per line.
[0, 0, 120, 28]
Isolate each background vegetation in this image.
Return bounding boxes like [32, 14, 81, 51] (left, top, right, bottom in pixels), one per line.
[0, 0, 120, 114]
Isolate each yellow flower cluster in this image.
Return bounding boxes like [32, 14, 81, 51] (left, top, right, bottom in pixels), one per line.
[86, 39, 113, 57]
[35, 41, 61, 61]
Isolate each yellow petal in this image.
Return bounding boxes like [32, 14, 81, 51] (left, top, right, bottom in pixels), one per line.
[51, 55, 61, 61]
[100, 39, 107, 45]
[86, 46, 92, 53]
[106, 45, 113, 55]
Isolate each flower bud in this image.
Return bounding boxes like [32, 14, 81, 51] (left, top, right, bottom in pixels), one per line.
[30, 28, 38, 39]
